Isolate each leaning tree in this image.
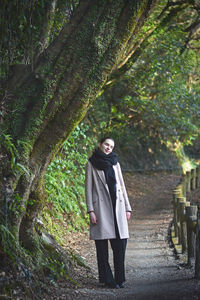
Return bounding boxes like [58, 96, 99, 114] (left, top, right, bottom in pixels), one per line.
[0, 0, 160, 258]
[1, 0, 199, 261]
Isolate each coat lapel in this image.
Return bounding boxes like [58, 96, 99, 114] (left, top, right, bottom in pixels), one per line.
[96, 169, 112, 196]
[96, 169, 107, 186]
[96, 166, 118, 187]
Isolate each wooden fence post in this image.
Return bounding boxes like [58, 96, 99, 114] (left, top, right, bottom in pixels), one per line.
[195, 209, 200, 279]
[186, 171, 191, 193]
[191, 168, 196, 191]
[196, 166, 200, 188]
[176, 197, 182, 246]
[181, 174, 187, 197]
[173, 188, 183, 239]
[186, 205, 198, 266]
[178, 197, 187, 254]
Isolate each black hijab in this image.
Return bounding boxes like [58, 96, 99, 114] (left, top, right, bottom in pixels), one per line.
[89, 149, 118, 202]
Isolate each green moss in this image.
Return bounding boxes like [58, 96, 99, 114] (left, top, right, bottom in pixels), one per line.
[0, 224, 34, 266]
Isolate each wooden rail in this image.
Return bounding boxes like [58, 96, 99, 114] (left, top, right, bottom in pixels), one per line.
[171, 166, 200, 279]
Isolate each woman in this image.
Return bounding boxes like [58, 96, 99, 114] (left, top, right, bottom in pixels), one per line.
[85, 137, 132, 289]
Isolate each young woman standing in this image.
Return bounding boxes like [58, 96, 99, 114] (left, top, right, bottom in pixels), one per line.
[85, 137, 132, 289]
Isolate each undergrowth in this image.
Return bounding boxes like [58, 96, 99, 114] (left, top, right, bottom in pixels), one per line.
[43, 124, 97, 244]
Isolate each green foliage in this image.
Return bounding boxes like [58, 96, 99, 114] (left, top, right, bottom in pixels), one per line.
[0, 224, 17, 262]
[89, 6, 200, 150]
[0, 133, 30, 176]
[0, 224, 33, 269]
[169, 141, 197, 173]
[44, 123, 97, 239]
[123, 25, 200, 145]
[0, 0, 79, 78]
[40, 250, 79, 285]
[84, 5, 200, 171]
[41, 256, 69, 281]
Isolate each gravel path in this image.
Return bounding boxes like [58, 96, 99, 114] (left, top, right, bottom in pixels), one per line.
[48, 173, 200, 299]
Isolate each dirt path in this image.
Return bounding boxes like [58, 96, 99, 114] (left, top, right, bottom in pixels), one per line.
[48, 173, 200, 299]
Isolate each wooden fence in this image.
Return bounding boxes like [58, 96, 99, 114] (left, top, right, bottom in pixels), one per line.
[171, 165, 200, 279]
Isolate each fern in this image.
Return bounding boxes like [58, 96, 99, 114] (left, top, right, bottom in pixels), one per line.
[43, 124, 97, 240]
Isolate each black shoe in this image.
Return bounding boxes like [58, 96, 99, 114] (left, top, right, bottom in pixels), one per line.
[106, 283, 120, 289]
[119, 282, 125, 288]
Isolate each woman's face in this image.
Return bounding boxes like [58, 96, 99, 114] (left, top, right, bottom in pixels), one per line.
[99, 139, 115, 155]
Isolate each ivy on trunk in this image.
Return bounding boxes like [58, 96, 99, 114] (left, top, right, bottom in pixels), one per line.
[0, 0, 156, 259]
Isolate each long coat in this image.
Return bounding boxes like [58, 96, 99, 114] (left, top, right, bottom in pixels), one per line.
[85, 160, 132, 240]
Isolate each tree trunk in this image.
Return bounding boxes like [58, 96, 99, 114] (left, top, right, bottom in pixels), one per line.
[0, 0, 156, 255]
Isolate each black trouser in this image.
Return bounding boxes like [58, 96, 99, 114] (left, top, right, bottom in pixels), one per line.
[95, 238, 127, 285]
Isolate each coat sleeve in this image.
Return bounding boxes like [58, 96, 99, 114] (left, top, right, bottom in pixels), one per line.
[85, 161, 94, 213]
[117, 163, 132, 212]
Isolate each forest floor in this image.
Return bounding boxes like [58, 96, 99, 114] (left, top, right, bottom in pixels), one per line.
[44, 172, 200, 300]
[4, 172, 200, 299]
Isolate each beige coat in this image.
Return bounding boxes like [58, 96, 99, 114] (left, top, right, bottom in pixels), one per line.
[85, 160, 132, 240]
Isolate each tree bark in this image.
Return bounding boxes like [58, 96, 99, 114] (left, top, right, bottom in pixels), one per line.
[34, 0, 58, 60]
[0, 0, 157, 253]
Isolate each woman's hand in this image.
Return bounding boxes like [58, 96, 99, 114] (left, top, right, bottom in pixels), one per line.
[89, 211, 98, 224]
[126, 211, 131, 221]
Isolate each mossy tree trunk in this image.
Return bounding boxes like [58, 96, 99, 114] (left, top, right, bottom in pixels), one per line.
[0, 0, 156, 256]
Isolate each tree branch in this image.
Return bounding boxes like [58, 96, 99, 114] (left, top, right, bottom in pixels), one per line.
[158, 0, 188, 19]
[34, 0, 57, 60]
[116, 0, 159, 70]
[180, 18, 200, 54]
[107, 2, 191, 84]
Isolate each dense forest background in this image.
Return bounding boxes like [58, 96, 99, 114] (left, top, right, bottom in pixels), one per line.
[0, 0, 200, 297]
